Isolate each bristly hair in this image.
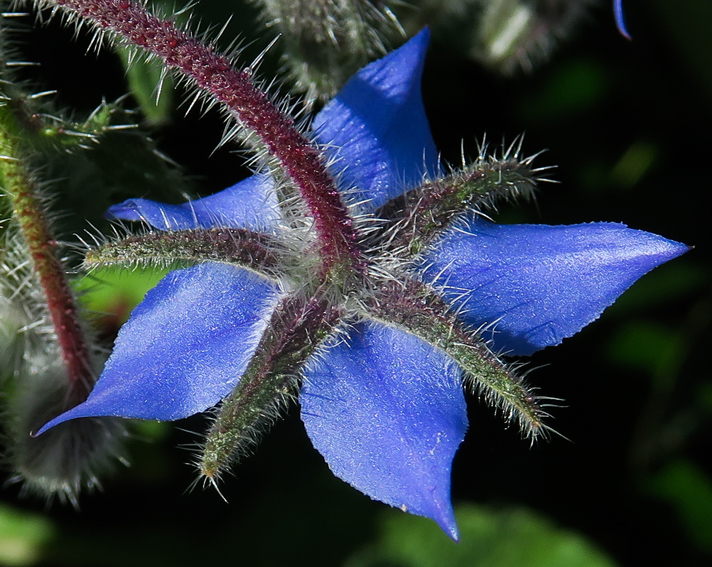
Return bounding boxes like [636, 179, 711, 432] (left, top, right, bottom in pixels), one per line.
[360, 136, 550, 261]
[3, 357, 128, 508]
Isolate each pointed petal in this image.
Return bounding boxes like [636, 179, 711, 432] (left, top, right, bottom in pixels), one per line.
[300, 321, 467, 540]
[107, 173, 281, 232]
[421, 219, 689, 355]
[614, 0, 631, 39]
[312, 29, 439, 212]
[36, 263, 280, 434]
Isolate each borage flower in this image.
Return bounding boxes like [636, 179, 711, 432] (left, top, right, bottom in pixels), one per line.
[37, 30, 686, 539]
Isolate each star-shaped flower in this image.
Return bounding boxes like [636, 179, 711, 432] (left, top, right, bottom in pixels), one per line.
[36, 29, 686, 539]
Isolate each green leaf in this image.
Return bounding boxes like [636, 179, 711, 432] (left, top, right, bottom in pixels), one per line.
[0, 504, 56, 566]
[646, 459, 712, 553]
[346, 503, 618, 567]
[117, 47, 174, 124]
[75, 266, 169, 323]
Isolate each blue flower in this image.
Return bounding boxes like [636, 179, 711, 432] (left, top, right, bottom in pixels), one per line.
[36, 29, 686, 539]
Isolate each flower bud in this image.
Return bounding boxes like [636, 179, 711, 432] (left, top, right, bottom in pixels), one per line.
[6, 355, 126, 507]
[473, 0, 590, 75]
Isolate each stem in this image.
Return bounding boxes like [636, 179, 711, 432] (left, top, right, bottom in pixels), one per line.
[0, 100, 93, 400]
[37, 0, 363, 276]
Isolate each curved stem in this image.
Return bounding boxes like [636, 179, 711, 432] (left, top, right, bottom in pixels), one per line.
[36, 0, 363, 276]
[0, 100, 93, 401]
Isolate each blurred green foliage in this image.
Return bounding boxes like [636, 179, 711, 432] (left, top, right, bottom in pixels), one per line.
[346, 504, 618, 567]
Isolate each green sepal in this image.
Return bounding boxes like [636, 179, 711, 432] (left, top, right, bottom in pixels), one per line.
[371, 143, 542, 257]
[200, 290, 341, 480]
[361, 276, 549, 440]
[85, 228, 291, 282]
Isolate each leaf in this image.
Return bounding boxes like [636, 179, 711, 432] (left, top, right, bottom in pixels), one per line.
[346, 503, 619, 567]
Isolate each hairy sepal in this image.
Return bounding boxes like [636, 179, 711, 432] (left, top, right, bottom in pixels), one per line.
[369, 140, 543, 257]
[200, 288, 342, 481]
[360, 276, 548, 440]
[84, 227, 292, 282]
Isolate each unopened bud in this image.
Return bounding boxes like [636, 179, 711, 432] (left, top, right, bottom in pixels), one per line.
[473, 0, 590, 75]
[6, 357, 126, 507]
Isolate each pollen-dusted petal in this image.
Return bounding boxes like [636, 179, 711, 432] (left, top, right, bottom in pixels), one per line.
[107, 173, 280, 232]
[300, 321, 467, 540]
[421, 219, 689, 355]
[36, 263, 280, 435]
[312, 28, 439, 212]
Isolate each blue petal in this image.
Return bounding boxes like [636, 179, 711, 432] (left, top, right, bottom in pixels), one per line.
[420, 219, 689, 356]
[300, 321, 467, 540]
[36, 263, 280, 434]
[107, 173, 280, 232]
[614, 0, 631, 40]
[312, 29, 439, 212]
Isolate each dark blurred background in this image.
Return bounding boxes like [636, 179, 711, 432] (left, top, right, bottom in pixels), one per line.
[1, 1, 709, 565]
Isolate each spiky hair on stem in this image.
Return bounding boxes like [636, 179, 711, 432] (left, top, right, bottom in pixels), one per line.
[0, 227, 126, 505]
[24, 0, 364, 277]
[0, 59, 132, 502]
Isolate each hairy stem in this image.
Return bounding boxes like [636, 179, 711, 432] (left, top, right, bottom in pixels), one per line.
[0, 99, 93, 400]
[33, 0, 363, 276]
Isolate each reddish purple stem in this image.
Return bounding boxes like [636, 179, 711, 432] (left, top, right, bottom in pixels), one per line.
[50, 0, 363, 275]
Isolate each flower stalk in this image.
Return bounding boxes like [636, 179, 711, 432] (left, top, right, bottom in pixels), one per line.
[0, 98, 93, 401]
[32, 0, 363, 278]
